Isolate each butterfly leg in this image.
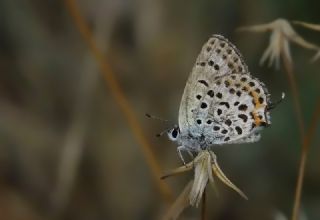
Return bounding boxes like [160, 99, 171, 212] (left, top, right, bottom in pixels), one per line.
[177, 146, 187, 165]
[186, 150, 194, 161]
[177, 146, 194, 166]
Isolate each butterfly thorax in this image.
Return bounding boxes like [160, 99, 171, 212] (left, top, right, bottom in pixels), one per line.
[177, 131, 212, 151]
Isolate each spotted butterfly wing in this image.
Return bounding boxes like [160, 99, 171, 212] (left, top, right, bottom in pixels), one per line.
[178, 35, 270, 145]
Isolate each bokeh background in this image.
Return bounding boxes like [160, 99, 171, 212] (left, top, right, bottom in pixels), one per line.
[0, 0, 320, 219]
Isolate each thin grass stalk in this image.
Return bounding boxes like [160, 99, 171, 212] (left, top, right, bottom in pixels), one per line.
[201, 188, 207, 220]
[64, 0, 173, 202]
[281, 54, 305, 140]
[281, 52, 305, 220]
[291, 98, 320, 220]
[280, 40, 307, 220]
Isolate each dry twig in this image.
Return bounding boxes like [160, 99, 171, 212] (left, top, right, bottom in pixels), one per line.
[291, 98, 320, 220]
[64, 0, 173, 202]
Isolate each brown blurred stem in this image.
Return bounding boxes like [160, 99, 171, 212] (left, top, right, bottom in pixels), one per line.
[201, 188, 207, 220]
[281, 54, 305, 139]
[291, 98, 320, 220]
[64, 0, 173, 202]
[279, 31, 320, 220]
[281, 50, 306, 220]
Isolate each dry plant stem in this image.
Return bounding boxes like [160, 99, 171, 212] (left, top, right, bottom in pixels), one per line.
[211, 156, 248, 200]
[64, 0, 173, 202]
[162, 181, 193, 220]
[280, 29, 320, 220]
[53, 1, 119, 214]
[293, 21, 320, 31]
[291, 98, 320, 220]
[281, 43, 307, 220]
[161, 162, 193, 179]
[279, 32, 311, 220]
[201, 188, 207, 220]
[281, 54, 305, 140]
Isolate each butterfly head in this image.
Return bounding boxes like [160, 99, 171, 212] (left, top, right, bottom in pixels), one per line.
[167, 126, 180, 142]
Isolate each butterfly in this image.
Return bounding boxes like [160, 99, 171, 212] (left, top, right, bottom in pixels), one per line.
[167, 35, 282, 164]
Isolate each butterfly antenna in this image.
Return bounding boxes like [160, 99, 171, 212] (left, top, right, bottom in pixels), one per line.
[145, 113, 170, 123]
[155, 129, 170, 137]
[145, 113, 174, 137]
[267, 92, 285, 110]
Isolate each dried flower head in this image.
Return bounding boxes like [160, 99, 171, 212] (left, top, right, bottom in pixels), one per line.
[293, 21, 320, 31]
[161, 150, 247, 219]
[293, 21, 320, 61]
[238, 18, 319, 68]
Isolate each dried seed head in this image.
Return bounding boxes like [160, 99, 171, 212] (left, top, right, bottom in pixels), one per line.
[238, 18, 320, 68]
[162, 149, 248, 220]
[189, 151, 212, 206]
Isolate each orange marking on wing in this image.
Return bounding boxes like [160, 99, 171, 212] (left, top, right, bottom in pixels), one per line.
[250, 90, 266, 126]
[251, 111, 263, 126]
[242, 86, 249, 91]
[229, 80, 267, 127]
[251, 90, 264, 109]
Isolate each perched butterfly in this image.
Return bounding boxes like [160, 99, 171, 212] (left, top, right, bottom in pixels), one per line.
[167, 35, 283, 164]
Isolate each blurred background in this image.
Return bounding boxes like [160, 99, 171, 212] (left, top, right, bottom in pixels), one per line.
[0, 0, 320, 219]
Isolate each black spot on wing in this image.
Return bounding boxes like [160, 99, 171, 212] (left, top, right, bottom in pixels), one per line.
[213, 126, 220, 131]
[221, 129, 228, 134]
[249, 81, 255, 87]
[219, 102, 230, 108]
[225, 119, 232, 126]
[201, 102, 208, 109]
[224, 137, 230, 141]
[198, 80, 209, 87]
[207, 90, 214, 97]
[235, 126, 243, 135]
[259, 97, 264, 104]
[238, 114, 248, 122]
[241, 77, 247, 82]
[238, 104, 248, 111]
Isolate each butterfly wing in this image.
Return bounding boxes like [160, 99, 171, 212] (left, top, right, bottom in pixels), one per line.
[178, 35, 270, 144]
[201, 73, 270, 144]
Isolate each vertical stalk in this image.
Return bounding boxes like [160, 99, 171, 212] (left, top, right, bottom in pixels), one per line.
[291, 99, 320, 220]
[201, 188, 207, 220]
[281, 51, 305, 220]
[281, 54, 305, 139]
[64, 0, 173, 202]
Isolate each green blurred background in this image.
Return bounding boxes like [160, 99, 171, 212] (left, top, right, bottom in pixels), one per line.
[0, 0, 319, 219]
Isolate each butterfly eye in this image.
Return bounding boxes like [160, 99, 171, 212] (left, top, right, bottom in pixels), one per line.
[168, 127, 180, 141]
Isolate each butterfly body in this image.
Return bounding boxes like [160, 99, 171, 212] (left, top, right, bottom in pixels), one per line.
[168, 35, 272, 156]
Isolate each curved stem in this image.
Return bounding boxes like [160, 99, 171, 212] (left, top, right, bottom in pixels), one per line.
[291, 99, 320, 220]
[282, 54, 305, 140]
[64, 0, 173, 202]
